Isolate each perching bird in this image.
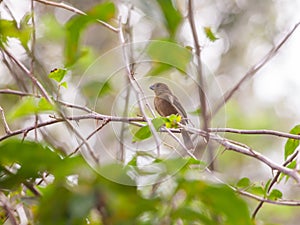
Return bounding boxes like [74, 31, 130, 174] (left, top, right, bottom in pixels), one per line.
[149, 82, 194, 149]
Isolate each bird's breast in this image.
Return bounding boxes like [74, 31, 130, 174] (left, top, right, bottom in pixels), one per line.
[154, 97, 178, 117]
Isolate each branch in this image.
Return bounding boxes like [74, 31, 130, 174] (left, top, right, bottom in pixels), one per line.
[0, 114, 144, 142]
[0, 107, 11, 134]
[209, 127, 300, 140]
[236, 188, 300, 206]
[187, 126, 300, 183]
[34, 0, 118, 33]
[165, 128, 197, 159]
[69, 119, 110, 157]
[0, 193, 18, 225]
[0, 88, 94, 113]
[252, 150, 299, 218]
[211, 134, 300, 183]
[119, 12, 161, 156]
[2, 49, 53, 103]
[213, 21, 300, 116]
[205, 162, 300, 207]
[187, 0, 209, 135]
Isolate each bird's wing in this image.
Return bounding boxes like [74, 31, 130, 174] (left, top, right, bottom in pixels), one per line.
[163, 93, 187, 119]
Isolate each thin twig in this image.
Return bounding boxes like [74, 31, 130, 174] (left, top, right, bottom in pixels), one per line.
[2, 49, 53, 103]
[0, 89, 94, 113]
[209, 127, 300, 140]
[236, 187, 300, 206]
[0, 193, 18, 225]
[187, 0, 213, 169]
[0, 106, 11, 134]
[34, 0, 118, 32]
[187, 0, 209, 135]
[69, 119, 110, 157]
[119, 13, 161, 156]
[205, 166, 300, 207]
[252, 150, 299, 218]
[119, 8, 132, 162]
[0, 114, 144, 142]
[213, 22, 300, 116]
[210, 133, 300, 183]
[185, 126, 300, 182]
[165, 128, 197, 159]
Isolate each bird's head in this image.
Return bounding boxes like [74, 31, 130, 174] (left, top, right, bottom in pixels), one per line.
[149, 82, 172, 95]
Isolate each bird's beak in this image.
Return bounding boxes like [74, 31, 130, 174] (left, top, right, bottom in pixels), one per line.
[149, 84, 155, 90]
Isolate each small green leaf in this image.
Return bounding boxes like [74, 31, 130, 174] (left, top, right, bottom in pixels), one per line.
[8, 97, 54, 120]
[236, 177, 250, 189]
[48, 68, 67, 82]
[65, 2, 115, 66]
[147, 41, 192, 74]
[82, 81, 112, 99]
[146, 63, 173, 76]
[264, 179, 272, 192]
[165, 114, 181, 128]
[0, 14, 32, 49]
[152, 117, 165, 131]
[203, 27, 219, 42]
[189, 107, 202, 115]
[38, 97, 54, 111]
[156, 0, 182, 37]
[268, 189, 282, 200]
[284, 125, 300, 159]
[287, 160, 297, 169]
[0, 139, 63, 189]
[132, 125, 151, 142]
[279, 160, 297, 183]
[250, 186, 265, 197]
[60, 81, 68, 88]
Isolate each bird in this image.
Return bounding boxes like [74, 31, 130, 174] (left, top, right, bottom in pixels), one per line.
[149, 82, 194, 150]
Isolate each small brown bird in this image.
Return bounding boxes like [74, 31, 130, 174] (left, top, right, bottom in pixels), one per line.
[150, 82, 194, 149]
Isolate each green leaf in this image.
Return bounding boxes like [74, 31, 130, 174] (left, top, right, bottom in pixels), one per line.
[38, 185, 94, 225]
[204, 27, 219, 42]
[156, 0, 182, 37]
[189, 107, 202, 115]
[60, 81, 68, 88]
[19, 13, 32, 50]
[236, 177, 250, 189]
[146, 63, 173, 76]
[193, 183, 252, 225]
[284, 125, 300, 160]
[132, 125, 151, 142]
[65, 2, 115, 67]
[279, 160, 297, 183]
[0, 139, 62, 189]
[264, 179, 272, 193]
[164, 114, 181, 128]
[147, 40, 192, 74]
[8, 97, 54, 120]
[40, 14, 65, 40]
[152, 117, 165, 131]
[268, 189, 283, 200]
[48, 68, 67, 82]
[82, 80, 112, 100]
[0, 14, 32, 49]
[171, 207, 213, 224]
[250, 186, 265, 197]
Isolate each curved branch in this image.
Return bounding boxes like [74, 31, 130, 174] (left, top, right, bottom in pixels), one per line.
[213, 21, 300, 116]
[187, 126, 300, 183]
[34, 0, 118, 32]
[209, 127, 300, 140]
